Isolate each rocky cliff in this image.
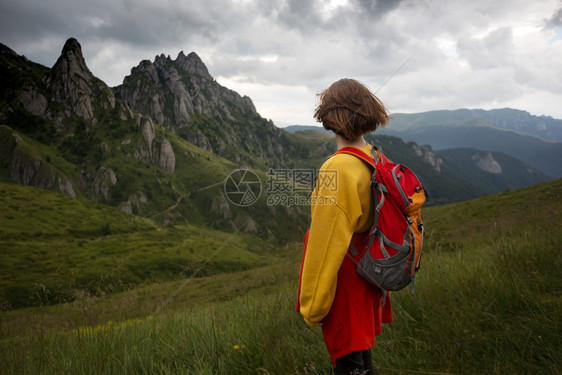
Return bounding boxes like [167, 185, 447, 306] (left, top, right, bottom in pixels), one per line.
[0, 125, 76, 196]
[411, 143, 443, 172]
[1, 38, 176, 203]
[472, 152, 502, 174]
[114, 51, 293, 167]
[44, 38, 115, 125]
[115, 52, 250, 130]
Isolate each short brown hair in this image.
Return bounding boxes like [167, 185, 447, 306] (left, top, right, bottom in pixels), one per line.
[314, 78, 389, 140]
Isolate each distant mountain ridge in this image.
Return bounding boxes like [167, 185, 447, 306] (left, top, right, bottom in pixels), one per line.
[378, 109, 562, 178]
[281, 107, 562, 141]
[385, 108, 562, 141]
[466, 108, 562, 141]
[284, 108, 562, 178]
[364, 134, 550, 204]
[283, 125, 328, 133]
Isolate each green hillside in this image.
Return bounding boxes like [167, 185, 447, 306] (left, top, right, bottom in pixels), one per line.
[1, 179, 560, 374]
[0, 182, 279, 310]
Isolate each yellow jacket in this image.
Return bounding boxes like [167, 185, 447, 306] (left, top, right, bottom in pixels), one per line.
[299, 143, 375, 326]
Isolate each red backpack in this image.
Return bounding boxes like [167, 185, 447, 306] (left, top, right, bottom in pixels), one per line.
[335, 146, 427, 300]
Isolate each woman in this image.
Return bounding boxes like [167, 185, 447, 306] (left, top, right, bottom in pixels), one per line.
[297, 78, 393, 374]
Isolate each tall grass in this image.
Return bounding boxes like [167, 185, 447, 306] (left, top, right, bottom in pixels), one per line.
[1, 180, 561, 374]
[1, 274, 331, 374]
[2, 231, 558, 374]
[374, 228, 560, 374]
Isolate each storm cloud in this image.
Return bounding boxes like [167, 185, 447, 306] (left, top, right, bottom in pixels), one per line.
[1, 0, 561, 125]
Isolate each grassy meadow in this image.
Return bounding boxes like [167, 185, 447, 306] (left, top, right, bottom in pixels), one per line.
[0, 182, 277, 310]
[1, 179, 561, 374]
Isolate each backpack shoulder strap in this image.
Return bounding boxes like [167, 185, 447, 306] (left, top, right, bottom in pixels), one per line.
[335, 144, 392, 238]
[333, 145, 386, 167]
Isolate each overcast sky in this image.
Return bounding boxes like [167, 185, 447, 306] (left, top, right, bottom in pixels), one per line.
[1, 0, 561, 125]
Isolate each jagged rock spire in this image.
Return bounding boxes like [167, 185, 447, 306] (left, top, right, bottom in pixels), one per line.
[46, 38, 95, 92]
[175, 51, 211, 78]
[115, 47, 273, 159]
[44, 38, 114, 122]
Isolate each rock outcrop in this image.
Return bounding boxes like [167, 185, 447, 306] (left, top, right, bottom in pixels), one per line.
[19, 81, 48, 117]
[472, 152, 502, 174]
[58, 177, 76, 196]
[44, 38, 115, 124]
[119, 192, 148, 214]
[211, 194, 232, 219]
[10, 153, 41, 185]
[412, 144, 443, 172]
[141, 117, 156, 157]
[0, 126, 76, 196]
[158, 138, 176, 173]
[93, 166, 117, 199]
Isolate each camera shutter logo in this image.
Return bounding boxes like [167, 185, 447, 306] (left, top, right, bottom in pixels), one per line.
[224, 169, 262, 207]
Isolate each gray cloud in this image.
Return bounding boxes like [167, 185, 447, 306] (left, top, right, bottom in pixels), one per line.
[1, 0, 561, 124]
[546, 6, 562, 27]
[355, 0, 404, 17]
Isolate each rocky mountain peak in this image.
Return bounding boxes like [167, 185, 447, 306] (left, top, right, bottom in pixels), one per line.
[154, 53, 171, 66]
[175, 51, 211, 78]
[44, 37, 114, 122]
[128, 59, 157, 81]
[0, 42, 19, 58]
[61, 38, 83, 57]
[116, 49, 258, 141]
[114, 47, 281, 165]
[47, 37, 94, 85]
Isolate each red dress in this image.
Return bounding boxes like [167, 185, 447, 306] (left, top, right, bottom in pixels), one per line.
[297, 231, 393, 363]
